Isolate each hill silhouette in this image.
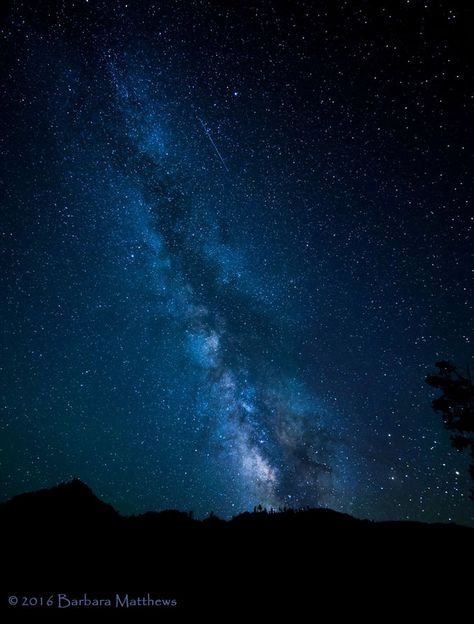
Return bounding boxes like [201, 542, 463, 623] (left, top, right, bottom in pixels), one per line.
[1, 480, 473, 618]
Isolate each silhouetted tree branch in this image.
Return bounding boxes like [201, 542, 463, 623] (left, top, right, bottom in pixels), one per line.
[426, 360, 474, 499]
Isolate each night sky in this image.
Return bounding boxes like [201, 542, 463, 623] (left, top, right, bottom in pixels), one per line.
[1, 1, 473, 524]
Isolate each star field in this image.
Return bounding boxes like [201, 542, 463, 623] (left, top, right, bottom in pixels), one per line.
[0, 1, 473, 523]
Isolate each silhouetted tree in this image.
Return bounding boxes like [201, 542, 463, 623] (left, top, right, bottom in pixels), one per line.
[426, 361, 474, 498]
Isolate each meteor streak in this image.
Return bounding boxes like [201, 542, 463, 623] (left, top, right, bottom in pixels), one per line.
[197, 117, 229, 172]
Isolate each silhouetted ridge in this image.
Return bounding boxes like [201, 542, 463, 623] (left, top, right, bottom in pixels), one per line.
[231, 506, 363, 529]
[1, 481, 473, 618]
[1, 480, 471, 535]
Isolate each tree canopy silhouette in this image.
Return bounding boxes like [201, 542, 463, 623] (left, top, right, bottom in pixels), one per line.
[426, 361, 474, 498]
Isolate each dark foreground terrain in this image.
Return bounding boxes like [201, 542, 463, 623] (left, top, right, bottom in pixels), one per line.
[1, 479, 472, 619]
